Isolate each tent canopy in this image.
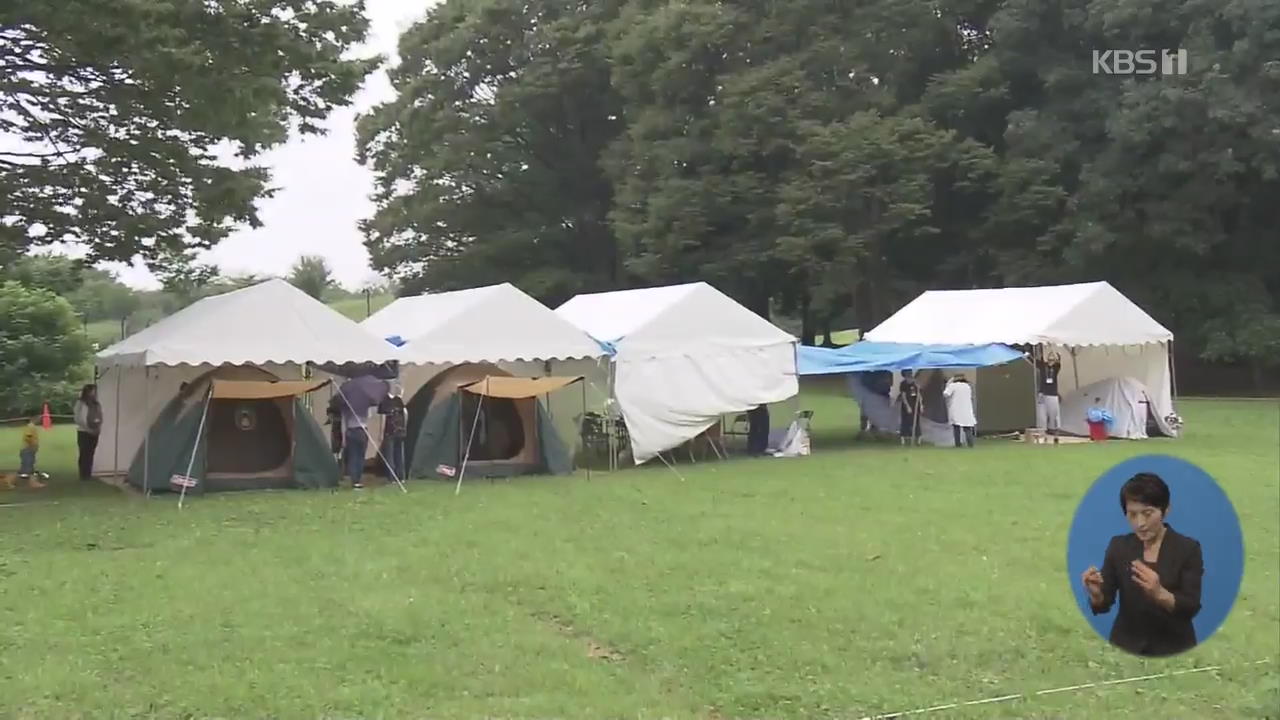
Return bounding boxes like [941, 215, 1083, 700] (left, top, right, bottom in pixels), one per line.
[864, 281, 1173, 347]
[96, 279, 402, 368]
[461, 375, 583, 398]
[798, 342, 1025, 375]
[362, 283, 603, 364]
[555, 281, 796, 358]
[209, 379, 330, 399]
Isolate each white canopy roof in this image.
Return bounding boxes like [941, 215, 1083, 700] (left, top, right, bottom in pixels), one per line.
[864, 281, 1172, 347]
[361, 282, 604, 364]
[555, 282, 795, 358]
[96, 279, 401, 368]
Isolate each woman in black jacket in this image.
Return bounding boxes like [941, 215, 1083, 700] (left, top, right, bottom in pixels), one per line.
[1082, 472, 1204, 656]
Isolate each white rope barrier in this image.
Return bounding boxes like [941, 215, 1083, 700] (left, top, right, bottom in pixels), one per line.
[857, 658, 1272, 720]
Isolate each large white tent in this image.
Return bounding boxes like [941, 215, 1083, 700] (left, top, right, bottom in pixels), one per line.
[556, 282, 799, 464]
[864, 281, 1177, 438]
[361, 283, 608, 462]
[94, 279, 401, 476]
[362, 283, 604, 366]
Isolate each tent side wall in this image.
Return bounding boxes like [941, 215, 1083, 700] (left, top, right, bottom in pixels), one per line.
[976, 361, 1036, 433]
[536, 401, 573, 475]
[291, 398, 341, 489]
[408, 394, 462, 478]
[127, 394, 208, 491]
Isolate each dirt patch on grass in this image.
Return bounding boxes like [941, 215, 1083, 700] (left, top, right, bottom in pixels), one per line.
[533, 611, 626, 663]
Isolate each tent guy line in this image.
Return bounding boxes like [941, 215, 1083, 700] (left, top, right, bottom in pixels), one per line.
[856, 658, 1272, 719]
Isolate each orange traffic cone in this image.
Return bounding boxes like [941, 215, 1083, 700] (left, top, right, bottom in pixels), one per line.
[41, 403, 52, 430]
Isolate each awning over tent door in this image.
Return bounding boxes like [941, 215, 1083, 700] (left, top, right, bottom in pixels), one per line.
[460, 376, 584, 398]
[209, 379, 332, 399]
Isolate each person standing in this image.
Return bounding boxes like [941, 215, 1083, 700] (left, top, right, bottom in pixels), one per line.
[1037, 350, 1063, 444]
[943, 375, 977, 448]
[378, 382, 408, 481]
[895, 370, 923, 446]
[746, 404, 770, 456]
[72, 384, 103, 481]
[17, 416, 46, 489]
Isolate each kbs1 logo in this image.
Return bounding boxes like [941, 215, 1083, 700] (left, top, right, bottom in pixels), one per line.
[1092, 49, 1188, 75]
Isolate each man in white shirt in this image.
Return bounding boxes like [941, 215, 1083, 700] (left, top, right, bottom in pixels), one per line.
[943, 375, 977, 448]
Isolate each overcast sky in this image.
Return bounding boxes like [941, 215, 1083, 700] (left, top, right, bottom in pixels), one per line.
[110, 0, 437, 290]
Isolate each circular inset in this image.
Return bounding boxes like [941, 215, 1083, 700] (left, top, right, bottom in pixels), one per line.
[1066, 454, 1244, 657]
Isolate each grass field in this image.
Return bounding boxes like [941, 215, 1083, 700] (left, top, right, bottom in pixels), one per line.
[0, 393, 1276, 719]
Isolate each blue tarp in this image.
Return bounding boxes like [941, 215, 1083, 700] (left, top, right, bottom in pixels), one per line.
[797, 342, 1024, 375]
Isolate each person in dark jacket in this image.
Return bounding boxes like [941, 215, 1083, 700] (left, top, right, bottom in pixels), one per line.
[378, 382, 408, 481]
[72, 384, 103, 481]
[325, 394, 344, 460]
[746, 404, 770, 456]
[1081, 472, 1204, 656]
[896, 370, 922, 446]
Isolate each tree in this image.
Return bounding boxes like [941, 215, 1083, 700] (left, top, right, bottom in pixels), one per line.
[973, 0, 1280, 376]
[0, 254, 85, 297]
[0, 281, 92, 416]
[289, 255, 334, 300]
[1, 1, 377, 269]
[359, 0, 628, 306]
[153, 248, 221, 311]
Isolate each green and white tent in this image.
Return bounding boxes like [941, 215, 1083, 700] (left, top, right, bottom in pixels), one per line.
[401, 363, 578, 481]
[128, 373, 339, 493]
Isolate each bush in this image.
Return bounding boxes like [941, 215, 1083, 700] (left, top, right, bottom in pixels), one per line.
[0, 282, 93, 418]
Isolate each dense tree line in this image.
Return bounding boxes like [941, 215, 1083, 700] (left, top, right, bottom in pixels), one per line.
[360, 0, 1279, 378]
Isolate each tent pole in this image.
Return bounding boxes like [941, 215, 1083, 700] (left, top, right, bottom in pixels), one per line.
[1168, 340, 1179, 404]
[1029, 347, 1040, 436]
[143, 365, 150, 497]
[1069, 346, 1080, 391]
[178, 388, 213, 510]
[656, 451, 685, 482]
[112, 365, 121, 480]
[581, 379, 590, 482]
[456, 379, 486, 495]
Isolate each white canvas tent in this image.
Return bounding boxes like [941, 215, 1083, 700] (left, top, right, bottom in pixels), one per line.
[361, 283, 608, 462]
[94, 279, 402, 477]
[864, 281, 1177, 436]
[556, 282, 799, 464]
[362, 283, 604, 365]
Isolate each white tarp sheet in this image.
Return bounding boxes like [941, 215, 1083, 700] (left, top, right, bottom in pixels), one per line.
[615, 344, 798, 463]
[557, 283, 799, 463]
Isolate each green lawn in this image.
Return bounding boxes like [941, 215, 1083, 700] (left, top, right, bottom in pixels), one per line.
[0, 396, 1276, 719]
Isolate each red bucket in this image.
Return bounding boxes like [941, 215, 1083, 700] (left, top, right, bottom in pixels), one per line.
[1087, 420, 1108, 442]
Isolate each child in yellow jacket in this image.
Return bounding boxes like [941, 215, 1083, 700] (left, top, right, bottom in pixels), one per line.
[17, 418, 46, 489]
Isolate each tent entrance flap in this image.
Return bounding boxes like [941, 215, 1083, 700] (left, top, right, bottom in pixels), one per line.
[461, 375, 584, 398]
